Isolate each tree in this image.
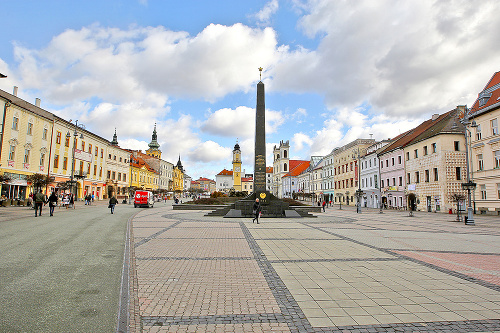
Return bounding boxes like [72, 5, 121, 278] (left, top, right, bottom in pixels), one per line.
[0, 173, 11, 184]
[449, 193, 466, 222]
[56, 181, 71, 192]
[26, 174, 54, 192]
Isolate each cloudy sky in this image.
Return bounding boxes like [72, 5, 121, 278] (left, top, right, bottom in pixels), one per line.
[0, 0, 498, 180]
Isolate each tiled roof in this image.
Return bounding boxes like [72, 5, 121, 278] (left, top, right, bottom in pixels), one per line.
[242, 177, 253, 182]
[409, 109, 464, 144]
[470, 71, 500, 116]
[130, 155, 157, 173]
[266, 167, 273, 173]
[377, 113, 452, 156]
[283, 160, 310, 178]
[217, 169, 233, 176]
[197, 177, 215, 183]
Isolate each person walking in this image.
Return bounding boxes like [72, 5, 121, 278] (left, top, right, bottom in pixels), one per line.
[109, 195, 118, 214]
[322, 200, 326, 212]
[34, 190, 46, 217]
[252, 198, 262, 224]
[70, 193, 75, 209]
[48, 190, 58, 216]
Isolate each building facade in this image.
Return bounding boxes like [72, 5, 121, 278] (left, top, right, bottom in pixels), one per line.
[469, 71, 500, 214]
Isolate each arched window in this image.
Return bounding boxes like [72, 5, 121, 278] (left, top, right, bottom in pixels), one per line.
[284, 163, 287, 171]
[283, 150, 287, 158]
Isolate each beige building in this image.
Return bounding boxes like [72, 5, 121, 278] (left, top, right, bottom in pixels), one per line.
[0, 88, 54, 199]
[404, 109, 467, 212]
[333, 139, 375, 206]
[469, 71, 500, 215]
[105, 130, 130, 200]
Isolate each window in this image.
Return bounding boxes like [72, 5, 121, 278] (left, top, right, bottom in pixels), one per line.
[478, 154, 484, 171]
[12, 117, 19, 130]
[87, 163, 91, 174]
[118, 173, 122, 181]
[63, 157, 68, 170]
[456, 167, 461, 180]
[23, 149, 30, 164]
[40, 153, 45, 166]
[398, 156, 402, 164]
[381, 179, 384, 188]
[476, 125, 482, 140]
[414, 149, 418, 158]
[119, 157, 122, 162]
[283, 163, 287, 171]
[113, 155, 116, 161]
[432, 143, 437, 153]
[107, 170, 111, 179]
[56, 131, 61, 144]
[425, 169, 429, 182]
[88, 144, 92, 153]
[392, 178, 396, 186]
[99, 167, 102, 177]
[81, 141, 85, 151]
[407, 173, 411, 184]
[495, 151, 500, 168]
[94, 165, 97, 176]
[492, 119, 498, 135]
[415, 172, 420, 183]
[406, 152, 410, 160]
[101, 149, 103, 158]
[391, 158, 395, 166]
[42, 128, 48, 140]
[65, 135, 70, 147]
[399, 176, 402, 186]
[108, 154, 112, 159]
[454, 141, 460, 151]
[386, 160, 389, 167]
[54, 155, 59, 168]
[95, 147, 98, 157]
[481, 185, 487, 200]
[79, 161, 84, 174]
[27, 123, 33, 135]
[8, 145, 15, 160]
[434, 168, 438, 181]
[497, 184, 500, 199]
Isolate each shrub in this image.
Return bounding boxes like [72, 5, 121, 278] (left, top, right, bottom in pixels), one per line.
[281, 198, 306, 206]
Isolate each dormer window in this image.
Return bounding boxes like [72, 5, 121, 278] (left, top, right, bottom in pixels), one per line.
[478, 92, 492, 107]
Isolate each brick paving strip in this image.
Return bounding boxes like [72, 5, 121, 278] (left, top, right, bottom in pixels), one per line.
[125, 208, 500, 332]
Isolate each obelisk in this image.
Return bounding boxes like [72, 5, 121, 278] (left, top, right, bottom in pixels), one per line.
[254, 67, 267, 194]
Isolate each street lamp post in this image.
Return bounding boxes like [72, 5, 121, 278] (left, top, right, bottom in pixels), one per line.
[353, 148, 363, 214]
[460, 110, 477, 225]
[66, 120, 84, 199]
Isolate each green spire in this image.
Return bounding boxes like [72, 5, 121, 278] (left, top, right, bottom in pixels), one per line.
[111, 128, 118, 146]
[148, 123, 160, 150]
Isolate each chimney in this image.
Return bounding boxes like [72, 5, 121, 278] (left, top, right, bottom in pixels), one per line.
[13, 86, 18, 96]
[431, 114, 439, 121]
[35, 98, 41, 107]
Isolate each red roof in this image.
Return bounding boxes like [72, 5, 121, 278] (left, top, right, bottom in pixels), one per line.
[283, 160, 310, 178]
[266, 166, 273, 173]
[470, 71, 500, 115]
[130, 154, 157, 173]
[197, 177, 215, 183]
[217, 169, 233, 176]
[242, 177, 253, 182]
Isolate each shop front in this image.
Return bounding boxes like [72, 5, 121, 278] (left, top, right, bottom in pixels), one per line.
[1, 173, 28, 200]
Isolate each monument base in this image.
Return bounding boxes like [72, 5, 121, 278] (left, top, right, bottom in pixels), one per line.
[227, 191, 290, 218]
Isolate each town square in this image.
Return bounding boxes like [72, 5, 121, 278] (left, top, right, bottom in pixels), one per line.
[1, 1, 500, 332]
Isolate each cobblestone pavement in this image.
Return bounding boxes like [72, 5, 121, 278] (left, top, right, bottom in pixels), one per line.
[127, 205, 500, 332]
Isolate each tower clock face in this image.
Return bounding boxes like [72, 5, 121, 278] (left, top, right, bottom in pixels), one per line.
[235, 166, 240, 172]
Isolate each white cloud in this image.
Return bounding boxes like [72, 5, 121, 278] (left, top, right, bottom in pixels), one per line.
[201, 106, 285, 138]
[187, 141, 232, 163]
[292, 132, 313, 151]
[272, 0, 500, 117]
[255, 0, 279, 24]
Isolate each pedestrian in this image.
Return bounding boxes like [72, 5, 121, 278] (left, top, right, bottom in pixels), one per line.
[34, 190, 46, 217]
[70, 193, 75, 209]
[109, 195, 118, 214]
[48, 190, 58, 216]
[252, 198, 262, 224]
[322, 200, 326, 212]
[91, 193, 95, 203]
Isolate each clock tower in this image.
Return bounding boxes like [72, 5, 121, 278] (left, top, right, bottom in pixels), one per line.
[232, 141, 242, 191]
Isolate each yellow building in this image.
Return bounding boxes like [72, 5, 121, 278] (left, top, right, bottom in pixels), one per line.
[232, 142, 242, 191]
[129, 153, 158, 191]
[173, 156, 184, 192]
[0, 89, 54, 199]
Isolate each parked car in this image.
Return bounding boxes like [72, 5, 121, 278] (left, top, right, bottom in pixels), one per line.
[134, 190, 154, 208]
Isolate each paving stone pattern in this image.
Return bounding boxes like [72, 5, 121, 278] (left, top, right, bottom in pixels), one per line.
[128, 206, 500, 332]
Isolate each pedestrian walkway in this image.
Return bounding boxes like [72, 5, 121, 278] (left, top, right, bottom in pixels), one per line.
[126, 205, 500, 332]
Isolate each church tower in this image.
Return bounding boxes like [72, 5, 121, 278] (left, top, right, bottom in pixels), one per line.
[110, 128, 118, 146]
[146, 123, 162, 158]
[232, 141, 242, 191]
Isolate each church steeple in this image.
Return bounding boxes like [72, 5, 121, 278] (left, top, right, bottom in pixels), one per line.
[146, 123, 162, 158]
[176, 155, 184, 173]
[111, 128, 118, 146]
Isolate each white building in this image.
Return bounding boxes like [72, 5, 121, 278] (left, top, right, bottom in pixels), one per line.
[360, 140, 390, 208]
